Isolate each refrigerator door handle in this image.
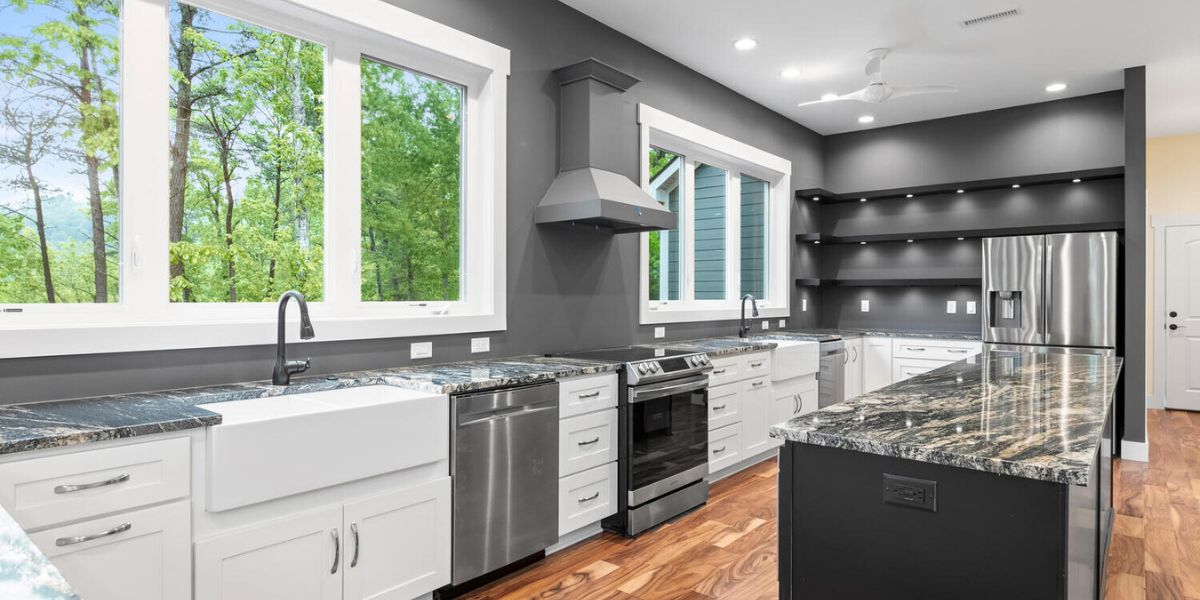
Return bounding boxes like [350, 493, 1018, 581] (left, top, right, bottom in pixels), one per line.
[1043, 239, 1052, 340]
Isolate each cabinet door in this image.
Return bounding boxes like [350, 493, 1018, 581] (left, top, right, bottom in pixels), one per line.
[739, 376, 773, 458]
[892, 357, 954, 383]
[32, 500, 190, 600]
[863, 337, 893, 393]
[342, 477, 451, 600]
[195, 506, 342, 600]
[707, 382, 741, 431]
[843, 339, 863, 400]
[771, 377, 818, 428]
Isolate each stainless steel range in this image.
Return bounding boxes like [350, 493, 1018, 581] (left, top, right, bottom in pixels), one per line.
[552, 346, 712, 536]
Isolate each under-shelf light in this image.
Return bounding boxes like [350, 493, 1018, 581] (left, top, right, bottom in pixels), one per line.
[956, 189, 964, 194]
[906, 193, 914, 198]
[1011, 184, 1021, 188]
[1072, 178, 1082, 183]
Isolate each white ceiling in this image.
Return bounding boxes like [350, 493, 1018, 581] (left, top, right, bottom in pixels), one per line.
[560, 0, 1200, 137]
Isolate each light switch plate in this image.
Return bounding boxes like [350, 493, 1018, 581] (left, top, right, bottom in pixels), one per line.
[801, 299, 808, 312]
[946, 300, 957, 314]
[410, 342, 433, 359]
[966, 301, 977, 315]
[470, 337, 490, 353]
[761, 321, 769, 330]
[654, 326, 666, 339]
[779, 319, 787, 328]
[860, 299, 870, 313]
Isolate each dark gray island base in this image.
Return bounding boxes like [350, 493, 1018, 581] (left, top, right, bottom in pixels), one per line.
[772, 349, 1120, 600]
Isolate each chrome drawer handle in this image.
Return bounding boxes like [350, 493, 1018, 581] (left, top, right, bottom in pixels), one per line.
[331, 529, 340, 574]
[577, 437, 601, 446]
[712, 404, 727, 411]
[578, 492, 600, 503]
[751, 381, 765, 387]
[350, 523, 360, 568]
[56, 522, 131, 547]
[54, 473, 130, 494]
[713, 445, 727, 454]
[948, 349, 970, 354]
[750, 361, 764, 368]
[577, 391, 601, 399]
[906, 347, 926, 352]
[712, 369, 727, 375]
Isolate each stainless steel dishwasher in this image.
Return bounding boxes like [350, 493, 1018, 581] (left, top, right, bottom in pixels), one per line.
[817, 340, 846, 408]
[450, 382, 559, 586]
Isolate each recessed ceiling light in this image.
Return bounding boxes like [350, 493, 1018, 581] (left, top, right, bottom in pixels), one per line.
[1072, 178, 1082, 183]
[956, 189, 965, 194]
[859, 198, 867, 202]
[858, 115, 876, 124]
[1045, 82, 1068, 93]
[733, 38, 757, 51]
[906, 194, 914, 198]
[821, 93, 839, 102]
[1011, 184, 1021, 188]
[780, 67, 801, 79]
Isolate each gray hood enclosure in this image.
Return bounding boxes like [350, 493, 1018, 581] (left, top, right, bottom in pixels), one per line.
[535, 59, 676, 233]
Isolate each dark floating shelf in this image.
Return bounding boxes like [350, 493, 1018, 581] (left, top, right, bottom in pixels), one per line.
[795, 233, 823, 243]
[830, 277, 981, 287]
[796, 167, 1124, 205]
[810, 222, 1124, 245]
[794, 278, 822, 287]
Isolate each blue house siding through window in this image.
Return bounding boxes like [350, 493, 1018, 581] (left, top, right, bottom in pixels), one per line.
[693, 164, 727, 300]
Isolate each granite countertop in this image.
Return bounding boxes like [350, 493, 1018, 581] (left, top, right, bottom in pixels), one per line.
[780, 328, 982, 341]
[642, 337, 777, 357]
[0, 355, 619, 457]
[0, 505, 76, 599]
[769, 349, 1122, 485]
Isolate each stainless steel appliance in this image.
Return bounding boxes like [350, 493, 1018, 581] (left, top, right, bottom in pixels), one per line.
[449, 383, 559, 586]
[552, 346, 712, 536]
[817, 339, 846, 408]
[982, 232, 1118, 349]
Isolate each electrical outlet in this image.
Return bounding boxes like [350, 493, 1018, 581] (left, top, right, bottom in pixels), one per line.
[779, 319, 787, 328]
[801, 299, 808, 312]
[966, 301, 977, 315]
[883, 473, 937, 512]
[860, 299, 870, 313]
[654, 326, 666, 339]
[410, 342, 433, 359]
[946, 300, 957, 314]
[470, 337, 490, 353]
[761, 321, 769, 330]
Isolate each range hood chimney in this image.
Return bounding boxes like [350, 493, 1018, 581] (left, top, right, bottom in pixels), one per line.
[535, 59, 676, 233]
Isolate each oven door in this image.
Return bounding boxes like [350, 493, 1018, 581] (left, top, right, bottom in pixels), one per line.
[626, 374, 709, 507]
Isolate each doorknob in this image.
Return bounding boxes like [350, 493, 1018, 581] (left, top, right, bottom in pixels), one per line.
[1170, 311, 1178, 318]
[1170, 324, 1182, 331]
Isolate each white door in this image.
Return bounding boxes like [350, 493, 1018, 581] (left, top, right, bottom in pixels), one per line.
[739, 376, 772, 457]
[32, 500, 190, 600]
[844, 338, 863, 400]
[195, 506, 342, 600]
[862, 337, 893, 393]
[1165, 224, 1200, 410]
[342, 478, 452, 600]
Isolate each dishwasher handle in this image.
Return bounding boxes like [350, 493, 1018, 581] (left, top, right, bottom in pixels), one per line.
[458, 401, 557, 427]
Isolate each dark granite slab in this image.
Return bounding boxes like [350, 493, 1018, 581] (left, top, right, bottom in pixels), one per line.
[769, 349, 1122, 485]
[781, 328, 982, 341]
[641, 337, 776, 357]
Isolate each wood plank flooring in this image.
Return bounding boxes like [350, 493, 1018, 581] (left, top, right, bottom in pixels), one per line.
[463, 409, 1200, 600]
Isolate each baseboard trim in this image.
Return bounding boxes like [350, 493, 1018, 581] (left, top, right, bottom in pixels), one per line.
[1121, 439, 1149, 462]
[547, 522, 603, 555]
[708, 447, 779, 483]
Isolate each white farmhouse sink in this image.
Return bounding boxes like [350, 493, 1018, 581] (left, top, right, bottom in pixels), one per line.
[756, 338, 819, 381]
[204, 385, 447, 512]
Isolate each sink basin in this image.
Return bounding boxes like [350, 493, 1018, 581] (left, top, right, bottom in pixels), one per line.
[750, 336, 819, 381]
[204, 385, 447, 512]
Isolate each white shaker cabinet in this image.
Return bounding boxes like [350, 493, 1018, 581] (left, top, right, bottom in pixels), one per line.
[843, 337, 863, 401]
[739, 375, 773, 457]
[862, 336, 893, 394]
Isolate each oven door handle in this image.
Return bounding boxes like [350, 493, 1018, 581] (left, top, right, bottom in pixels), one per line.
[629, 378, 708, 403]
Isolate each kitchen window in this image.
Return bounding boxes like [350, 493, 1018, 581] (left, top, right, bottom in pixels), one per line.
[0, 0, 509, 358]
[637, 104, 790, 325]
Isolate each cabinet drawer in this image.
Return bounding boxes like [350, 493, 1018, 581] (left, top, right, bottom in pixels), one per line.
[708, 424, 742, 474]
[892, 357, 956, 383]
[31, 499, 191, 600]
[558, 462, 617, 537]
[741, 352, 772, 380]
[707, 383, 742, 431]
[559, 373, 618, 418]
[0, 437, 190, 530]
[707, 356, 742, 387]
[892, 338, 982, 361]
[559, 409, 618, 478]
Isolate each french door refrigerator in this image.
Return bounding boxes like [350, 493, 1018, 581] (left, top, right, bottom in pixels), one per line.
[982, 231, 1118, 350]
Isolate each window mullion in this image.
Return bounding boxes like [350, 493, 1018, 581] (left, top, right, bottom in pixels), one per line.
[727, 172, 742, 306]
[326, 41, 362, 314]
[682, 158, 696, 304]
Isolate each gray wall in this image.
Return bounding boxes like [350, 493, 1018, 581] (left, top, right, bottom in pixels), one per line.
[0, 0, 823, 404]
[823, 91, 1125, 193]
[1122, 67, 1147, 445]
[820, 286, 982, 333]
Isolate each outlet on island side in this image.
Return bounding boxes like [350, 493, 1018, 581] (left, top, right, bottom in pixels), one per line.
[883, 473, 937, 512]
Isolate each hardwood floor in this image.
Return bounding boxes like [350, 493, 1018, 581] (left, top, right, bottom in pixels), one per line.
[463, 409, 1200, 600]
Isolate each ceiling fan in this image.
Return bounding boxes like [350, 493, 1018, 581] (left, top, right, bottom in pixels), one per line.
[798, 48, 957, 108]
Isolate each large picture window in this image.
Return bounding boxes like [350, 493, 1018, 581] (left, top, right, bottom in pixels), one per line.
[638, 104, 790, 325]
[0, 0, 509, 358]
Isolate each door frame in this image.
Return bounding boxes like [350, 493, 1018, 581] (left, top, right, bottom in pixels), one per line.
[1152, 214, 1200, 413]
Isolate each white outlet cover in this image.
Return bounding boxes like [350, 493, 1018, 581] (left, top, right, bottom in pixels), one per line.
[761, 321, 769, 330]
[946, 300, 957, 314]
[470, 337, 490, 353]
[654, 326, 666, 339]
[410, 341, 433, 359]
[779, 319, 787, 328]
[966, 301, 977, 315]
[801, 299, 808, 312]
[860, 299, 870, 313]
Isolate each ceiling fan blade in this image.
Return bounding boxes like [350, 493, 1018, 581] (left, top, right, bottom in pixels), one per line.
[864, 49, 888, 82]
[889, 84, 958, 99]
[797, 87, 869, 108]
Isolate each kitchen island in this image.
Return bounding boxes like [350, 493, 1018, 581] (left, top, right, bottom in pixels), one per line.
[771, 348, 1120, 600]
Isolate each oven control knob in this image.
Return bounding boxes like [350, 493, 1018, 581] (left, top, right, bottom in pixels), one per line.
[649, 362, 660, 373]
[637, 363, 650, 375]
[701, 355, 710, 365]
[690, 356, 701, 366]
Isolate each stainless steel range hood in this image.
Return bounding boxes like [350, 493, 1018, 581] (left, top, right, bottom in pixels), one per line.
[535, 59, 676, 233]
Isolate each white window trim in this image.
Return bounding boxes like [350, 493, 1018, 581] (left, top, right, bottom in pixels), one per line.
[0, 0, 509, 359]
[637, 104, 790, 326]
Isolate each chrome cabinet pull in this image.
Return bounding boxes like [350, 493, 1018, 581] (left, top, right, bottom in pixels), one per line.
[331, 529, 340, 574]
[751, 381, 765, 388]
[577, 391, 601, 399]
[712, 368, 726, 375]
[948, 349, 970, 354]
[577, 437, 601, 446]
[906, 347, 926, 352]
[750, 361, 764, 368]
[712, 404, 727, 411]
[54, 473, 130, 494]
[794, 393, 804, 415]
[578, 491, 600, 503]
[713, 445, 727, 454]
[55, 522, 131, 547]
[350, 523, 360, 568]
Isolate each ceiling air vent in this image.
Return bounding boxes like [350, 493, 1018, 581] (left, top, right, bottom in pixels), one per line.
[961, 7, 1021, 27]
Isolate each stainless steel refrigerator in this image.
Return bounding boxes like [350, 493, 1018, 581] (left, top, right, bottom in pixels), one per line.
[982, 231, 1118, 350]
